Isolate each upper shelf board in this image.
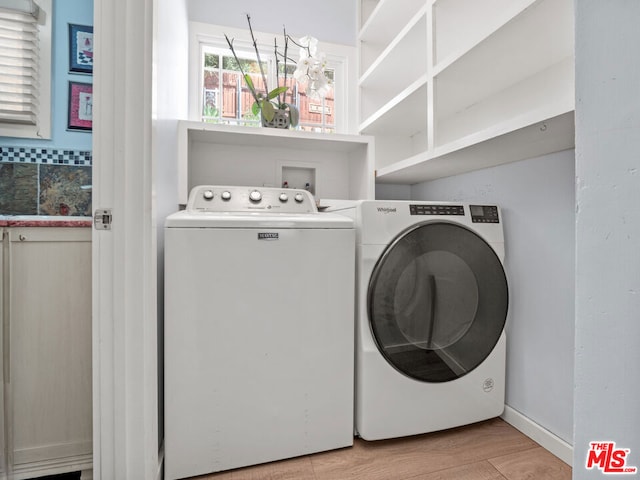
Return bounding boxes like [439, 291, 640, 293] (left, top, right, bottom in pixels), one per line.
[375, 111, 574, 184]
[359, 0, 426, 46]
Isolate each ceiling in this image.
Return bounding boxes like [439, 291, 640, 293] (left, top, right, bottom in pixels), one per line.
[186, 0, 357, 46]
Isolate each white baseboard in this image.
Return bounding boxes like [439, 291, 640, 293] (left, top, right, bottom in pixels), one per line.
[10, 453, 92, 480]
[501, 405, 573, 466]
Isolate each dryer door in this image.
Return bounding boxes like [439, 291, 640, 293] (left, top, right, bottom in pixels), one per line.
[368, 222, 508, 382]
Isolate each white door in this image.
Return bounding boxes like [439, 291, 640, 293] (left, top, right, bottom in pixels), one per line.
[367, 222, 508, 382]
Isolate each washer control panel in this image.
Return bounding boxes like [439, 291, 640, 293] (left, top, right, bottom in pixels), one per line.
[187, 185, 317, 213]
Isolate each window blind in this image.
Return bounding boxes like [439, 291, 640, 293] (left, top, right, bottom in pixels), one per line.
[0, 6, 39, 125]
[0, 0, 39, 16]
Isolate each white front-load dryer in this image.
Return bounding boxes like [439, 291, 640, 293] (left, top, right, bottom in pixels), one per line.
[328, 200, 509, 441]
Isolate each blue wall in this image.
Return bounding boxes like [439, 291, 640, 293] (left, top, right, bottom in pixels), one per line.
[0, 0, 94, 216]
[0, 0, 93, 149]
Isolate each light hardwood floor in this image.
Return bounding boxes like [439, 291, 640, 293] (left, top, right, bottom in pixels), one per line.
[192, 418, 572, 480]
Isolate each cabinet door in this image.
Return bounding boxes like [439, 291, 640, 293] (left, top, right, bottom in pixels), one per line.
[7, 227, 92, 471]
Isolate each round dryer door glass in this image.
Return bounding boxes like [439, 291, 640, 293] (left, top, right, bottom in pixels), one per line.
[368, 222, 508, 383]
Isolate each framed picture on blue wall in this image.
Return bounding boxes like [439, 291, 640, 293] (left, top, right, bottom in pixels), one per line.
[67, 81, 93, 131]
[69, 24, 93, 74]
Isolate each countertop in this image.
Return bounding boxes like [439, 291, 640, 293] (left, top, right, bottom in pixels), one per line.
[0, 216, 92, 227]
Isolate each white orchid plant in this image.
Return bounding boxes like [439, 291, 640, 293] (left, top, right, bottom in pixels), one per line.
[225, 15, 332, 126]
[291, 36, 332, 100]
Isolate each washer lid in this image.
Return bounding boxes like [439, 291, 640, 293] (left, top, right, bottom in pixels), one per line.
[165, 211, 354, 229]
[367, 221, 508, 383]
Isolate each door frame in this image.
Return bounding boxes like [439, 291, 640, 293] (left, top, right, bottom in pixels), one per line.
[92, 0, 160, 478]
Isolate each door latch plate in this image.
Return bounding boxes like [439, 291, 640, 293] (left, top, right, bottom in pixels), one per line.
[94, 209, 112, 230]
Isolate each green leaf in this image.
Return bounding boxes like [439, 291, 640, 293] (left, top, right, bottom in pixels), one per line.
[252, 101, 260, 116]
[243, 74, 255, 92]
[267, 86, 288, 100]
[261, 101, 275, 122]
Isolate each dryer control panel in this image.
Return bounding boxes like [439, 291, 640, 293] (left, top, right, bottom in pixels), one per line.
[470, 205, 500, 223]
[410, 204, 464, 216]
[186, 185, 317, 214]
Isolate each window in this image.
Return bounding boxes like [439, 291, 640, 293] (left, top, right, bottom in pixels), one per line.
[0, 0, 51, 139]
[191, 23, 354, 134]
[201, 46, 266, 127]
[200, 45, 336, 133]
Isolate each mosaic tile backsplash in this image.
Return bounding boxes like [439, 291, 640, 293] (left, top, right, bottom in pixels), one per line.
[0, 147, 92, 216]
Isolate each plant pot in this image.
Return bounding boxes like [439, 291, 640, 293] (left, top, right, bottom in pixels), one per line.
[261, 108, 290, 129]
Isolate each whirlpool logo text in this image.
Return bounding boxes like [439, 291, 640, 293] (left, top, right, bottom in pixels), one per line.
[376, 207, 397, 214]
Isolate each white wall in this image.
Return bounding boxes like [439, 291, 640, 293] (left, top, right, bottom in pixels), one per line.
[573, 1, 640, 476]
[153, 0, 190, 452]
[410, 150, 576, 445]
[376, 184, 411, 200]
[186, 0, 356, 46]
[154, 0, 189, 216]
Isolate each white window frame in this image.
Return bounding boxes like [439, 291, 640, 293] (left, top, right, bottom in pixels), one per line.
[189, 21, 357, 134]
[0, 0, 52, 139]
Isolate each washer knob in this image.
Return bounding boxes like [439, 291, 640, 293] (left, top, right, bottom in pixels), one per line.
[279, 193, 288, 202]
[294, 193, 304, 203]
[203, 190, 214, 200]
[249, 190, 262, 202]
[221, 191, 231, 201]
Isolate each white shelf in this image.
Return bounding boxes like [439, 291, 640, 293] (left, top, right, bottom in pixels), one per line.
[436, 56, 574, 146]
[357, 0, 575, 184]
[376, 110, 574, 184]
[359, 0, 380, 29]
[177, 122, 375, 204]
[360, 74, 428, 136]
[433, 0, 536, 68]
[434, 0, 573, 117]
[359, 7, 428, 120]
[359, 0, 427, 73]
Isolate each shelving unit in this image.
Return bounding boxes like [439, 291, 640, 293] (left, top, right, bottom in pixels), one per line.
[358, 0, 575, 184]
[177, 122, 375, 205]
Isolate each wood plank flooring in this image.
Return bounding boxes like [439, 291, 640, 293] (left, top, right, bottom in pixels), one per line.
[192, 418, 572, 480]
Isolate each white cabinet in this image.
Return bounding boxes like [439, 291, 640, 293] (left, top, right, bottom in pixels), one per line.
[1, 227, 92, 480]
[358, 0, 575, 184]
[177, 122, 375, 205]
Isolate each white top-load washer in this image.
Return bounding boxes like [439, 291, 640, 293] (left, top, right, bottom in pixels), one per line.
[327, 200, 509, 441]
[164, 186, 355, 480]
